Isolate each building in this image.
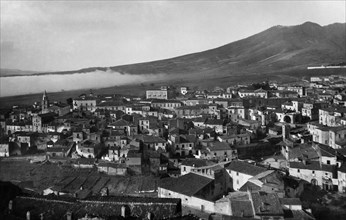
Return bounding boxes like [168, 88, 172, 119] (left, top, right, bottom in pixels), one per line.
[338, 163, 346, 193]
[146, 88, 169, 100]
[158, 172, 227, 213]
[0, 142, 9, 157]
[41, 90, 49, 114]
[32, 112, 56, 133]
[238, 88, 268, 99]
[97, 162, 127, 175]
[180, 158, 215, 176]
[73, 96, 97, 112]
[288, 161, 337, 190]
[225, 160, 267, 191]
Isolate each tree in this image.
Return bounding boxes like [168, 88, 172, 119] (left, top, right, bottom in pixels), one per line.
[66, 98, 73, 107]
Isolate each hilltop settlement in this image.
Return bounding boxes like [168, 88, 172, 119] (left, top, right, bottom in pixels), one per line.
[1, 74, 346, 220]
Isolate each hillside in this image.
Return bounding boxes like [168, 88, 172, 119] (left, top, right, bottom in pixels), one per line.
[108, 22, 345, 76]
[21, 22, 345, 79]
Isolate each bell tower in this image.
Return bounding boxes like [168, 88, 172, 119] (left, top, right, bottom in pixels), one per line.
[42, 90, 49, 113]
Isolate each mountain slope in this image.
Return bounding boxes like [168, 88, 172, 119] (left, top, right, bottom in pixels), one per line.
[28, 22, 345, 79]
[107, 22, 345, 76]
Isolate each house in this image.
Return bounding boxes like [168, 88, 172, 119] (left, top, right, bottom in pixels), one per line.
[102, 146, 120, 162]
[204, 119, 225, 134]
[73, 96, 97, 112]
[48, 103, 71, 116]
[250, 191, 285, 220]
[225, 160, 267, 191]
[227, 106, 246, 122]
[108, 119, 129, 130]
[238, 88, 268, 99]
[46, 146, 69, 158]
[338, 162, 346, 193]
[214, 191, 255, 217]
[76, 140, 102, 158]
[239, 170, 285, 196]
[328, 126, 346, 149]
[288, 161, 337, 190]
[97, 162, 127, 175]
[175, 105, 209, 118]
[238, 118, 261, 131]
[180, 86, 188, 95]
[139, 135, 167, 151]
[146, 88, 169, 100]
[203, 142, 237, 161]
[126, 149, 142, 166]
[32, 112, 56, 133]
[0, 141, 9, 157]
[151, 99, 182, 110]
[319, 107, 346, 127]
[218, 133, 251, 146]
[301, 101, 328, 120]
[173, 135, 196, 157]
[72, 158, 96, 169]
[158, 172, 226, 213]
[13, 132, 34, 147]
[180, 158, 215, 176]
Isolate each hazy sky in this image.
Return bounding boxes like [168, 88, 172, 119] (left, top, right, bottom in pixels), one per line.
[1, 0, 345, 72]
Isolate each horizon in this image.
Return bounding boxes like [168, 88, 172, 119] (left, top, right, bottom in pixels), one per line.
[1, 1, 345, 72]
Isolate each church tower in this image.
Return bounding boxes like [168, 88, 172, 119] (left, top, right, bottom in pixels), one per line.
[42, 90, 49, 114]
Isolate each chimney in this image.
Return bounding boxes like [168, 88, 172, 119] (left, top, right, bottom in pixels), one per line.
[66, 211, 72, 220]
[26, 211, 30, 220]
[147, 212, 152, 220]
[40, 213, 44, 220]
[121, 206, 126, 218]
[8, 200, 13, 214]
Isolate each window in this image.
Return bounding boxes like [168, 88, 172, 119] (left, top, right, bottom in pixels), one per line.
[298, 169, 300, 173]
[327, 160, 330, 165]
[237, 172, 239, 176]
[183, 167, 186, 171]
[312, 171, 315, 174]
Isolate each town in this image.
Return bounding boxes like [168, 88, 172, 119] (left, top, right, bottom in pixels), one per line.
[1, 74, 346, 220]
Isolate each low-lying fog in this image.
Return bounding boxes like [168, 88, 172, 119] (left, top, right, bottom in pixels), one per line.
[0, 70, 168, 97]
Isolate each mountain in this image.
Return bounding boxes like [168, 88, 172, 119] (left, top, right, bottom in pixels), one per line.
[22, 22, 346, 84]
[108, 22, 345, 76]
[0, 68, 38, 77]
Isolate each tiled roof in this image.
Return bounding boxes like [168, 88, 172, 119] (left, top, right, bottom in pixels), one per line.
[181, 158, 215, 167]
[97, 162, 126, 169]
[289, 161, 335, 172]
[230, 200, 254, 217]
[279, 198, 302, 206]
[159, 172, 213, 196]
[205, 119, 224, 125]
[109, 119, 129, 127]
[13, 195, 181, 219]
[208, 142, 232, 151]
[251, 191, 284, 216]
[288, 144, 319, 161]
[225, 160, 267, 176]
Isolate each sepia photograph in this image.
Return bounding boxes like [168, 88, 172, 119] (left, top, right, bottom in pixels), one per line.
[0, 0, 346, 219]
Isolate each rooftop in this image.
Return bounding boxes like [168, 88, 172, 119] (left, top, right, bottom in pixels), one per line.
[225, 160, 267, 176]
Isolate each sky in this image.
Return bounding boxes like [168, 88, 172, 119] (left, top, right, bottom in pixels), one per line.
[1, 0, 345, 72]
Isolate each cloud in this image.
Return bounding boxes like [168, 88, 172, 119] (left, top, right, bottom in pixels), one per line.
[0, 70, 168, 97]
